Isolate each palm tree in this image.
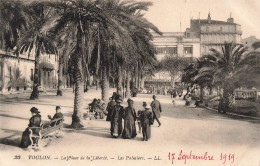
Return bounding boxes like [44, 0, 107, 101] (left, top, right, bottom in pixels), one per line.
[0, 1, 27, 50]
[195, 42, 260, 113]
[14, 2, 58, 100]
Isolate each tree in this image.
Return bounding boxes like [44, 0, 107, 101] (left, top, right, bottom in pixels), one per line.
[160, 56, 191, 88]
[14, 2, 58, 100]
[0, 1, 27, 50]
[189, 42, 260, 113]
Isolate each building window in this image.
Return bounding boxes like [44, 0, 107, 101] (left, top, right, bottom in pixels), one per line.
[166, 47, 177, 54]
[220, 27, 223, 32]
[184, 47, 193, 54]
[30, 69, 34, 81]
[206, 27, 209, 32]
[156, 47, 166, 54]
[156, 47, 177, 55]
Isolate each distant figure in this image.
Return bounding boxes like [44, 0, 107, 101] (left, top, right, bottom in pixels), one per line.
[122, 98, 137, 139]
[185, 94, 191, 106]
[110, 96, 124, 138]
[150, 95, 162, 127]
[20, 107, 41, 148]
[95, 99, 105, 119]
[48, 106, 64, 120]
[89, 98, 98, 112]
[140, 103, 153, 141]
[106, 97, 116, 121]
[136, 109, 143, 134]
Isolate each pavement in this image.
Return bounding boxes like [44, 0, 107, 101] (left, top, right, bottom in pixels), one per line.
[0, 89, 260, 166]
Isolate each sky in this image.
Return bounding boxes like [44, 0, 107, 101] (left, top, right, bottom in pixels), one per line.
[139, 0, 260, 39]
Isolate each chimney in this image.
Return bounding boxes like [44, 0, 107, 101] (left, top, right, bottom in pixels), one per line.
[227, 13, 234, 23]
[207, 12, 211, 23]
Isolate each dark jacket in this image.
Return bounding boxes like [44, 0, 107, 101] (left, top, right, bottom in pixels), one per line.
[151, 100, 162, 118]
[111, 105, 124, 120]
[28, 114, 41, 128]
[52, 112, 64, 120]
[140, 109, 153, 125]
[106, 100, 116, 121]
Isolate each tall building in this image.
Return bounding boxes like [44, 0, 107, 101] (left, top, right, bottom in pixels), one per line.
[152, 32, 201, 60]
[144, 32, 200, 93]
[186, 13, 242, 55]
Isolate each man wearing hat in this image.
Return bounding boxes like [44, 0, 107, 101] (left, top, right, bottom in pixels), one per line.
[106, 96, 116, 121]
[48, 106, 64, 121]
[20, 107, 42, 148]
[140, 102, 153, 141]
[150, 95, 162, 127]
[110, 96, 124, 138]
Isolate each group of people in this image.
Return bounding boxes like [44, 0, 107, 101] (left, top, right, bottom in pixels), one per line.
[88, 98, 105, 119]
[106, 93, 162, 141]
[20, 106, 64, 148]
[20, 93, 163, 148]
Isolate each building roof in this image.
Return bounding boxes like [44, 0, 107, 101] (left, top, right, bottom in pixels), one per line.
[191, 19, 239, 26]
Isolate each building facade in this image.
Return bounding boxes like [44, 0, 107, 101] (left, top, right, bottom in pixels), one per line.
[186, 13, 242, 55]
[0, 49, 58, 93]
[144, 32, 200, 93]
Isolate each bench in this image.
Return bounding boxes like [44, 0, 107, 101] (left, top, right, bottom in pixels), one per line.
[28, 117, 64, 148]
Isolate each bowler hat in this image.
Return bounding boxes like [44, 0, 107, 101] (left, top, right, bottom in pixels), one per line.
[30, 107, 40, 113]
[143, 102, 147, 107]
[152, 95, 156, 98]
[56, 106, 61, 110]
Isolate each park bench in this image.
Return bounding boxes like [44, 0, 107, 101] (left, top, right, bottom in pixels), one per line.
[28, 117, 64, 148]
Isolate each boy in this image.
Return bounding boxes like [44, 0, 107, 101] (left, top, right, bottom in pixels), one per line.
[140, 102, 153, 141]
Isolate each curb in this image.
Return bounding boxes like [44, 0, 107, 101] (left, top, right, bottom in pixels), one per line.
[201, 105, 260, 120]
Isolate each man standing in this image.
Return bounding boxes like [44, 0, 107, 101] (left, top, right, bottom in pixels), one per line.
[150, 95, 162, 127]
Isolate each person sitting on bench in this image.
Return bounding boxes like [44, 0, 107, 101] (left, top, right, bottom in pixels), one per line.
[48, 106, 64, 126]
[20, 107, 41, 148]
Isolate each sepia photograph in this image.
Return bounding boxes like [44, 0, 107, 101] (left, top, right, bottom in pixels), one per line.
[0, 0, 260, 165]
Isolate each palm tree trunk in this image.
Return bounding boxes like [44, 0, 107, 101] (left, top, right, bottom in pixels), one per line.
[199, 85, 204, 102]
[135, 65, 138, 88]
[222, 86, 235, 113]
[126, 70, 131, 98]
[71, 26, 85, 129]
[71, 54, 84, 129]
[117, 65, 122, 96]
[57, 60, 63, 96]
[30, 45, 41, 100]
[101, 65, 109, 105]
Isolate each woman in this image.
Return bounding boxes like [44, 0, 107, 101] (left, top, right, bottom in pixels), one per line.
[122, 98, 137, 139]
[110, 96, 124, 138]
[20, 107, 41, 148]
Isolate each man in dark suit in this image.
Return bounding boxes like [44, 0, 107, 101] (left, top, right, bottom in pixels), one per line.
[150, 95, 162, 127]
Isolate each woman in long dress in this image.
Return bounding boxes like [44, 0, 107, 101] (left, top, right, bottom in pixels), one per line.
[20, 107, 41, 148]
[110, 96, 124, 138]
[122, 99, 137, 139]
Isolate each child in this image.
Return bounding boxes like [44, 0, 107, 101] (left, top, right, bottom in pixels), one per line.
[140, 102, 153, 141]
[136, 110, 143, 134]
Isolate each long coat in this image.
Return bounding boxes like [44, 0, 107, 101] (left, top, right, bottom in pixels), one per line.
[110, 104, 124, 137]
[122, 106, 137, 139]
[151, 100, 162, 119]
[140, 109, 153, 140]
[106, 100, 116, 121]
[20, 114, 41, 148]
